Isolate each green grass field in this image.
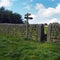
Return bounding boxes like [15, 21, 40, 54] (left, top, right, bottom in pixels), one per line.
[0, 34, 60, 60]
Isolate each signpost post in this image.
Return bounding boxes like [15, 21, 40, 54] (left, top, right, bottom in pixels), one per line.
[24, 13, 33, 39]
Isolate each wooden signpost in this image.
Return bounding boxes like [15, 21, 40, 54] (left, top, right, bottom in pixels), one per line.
[24, 13, 33, 39]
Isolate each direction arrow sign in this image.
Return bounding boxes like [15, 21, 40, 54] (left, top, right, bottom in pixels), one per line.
[24, 17, 33, 19]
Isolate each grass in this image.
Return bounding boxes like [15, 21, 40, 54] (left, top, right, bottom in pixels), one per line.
[0, 34, 60, 60]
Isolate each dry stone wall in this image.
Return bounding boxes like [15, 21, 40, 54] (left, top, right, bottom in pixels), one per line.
[0, 23, 60, 42]
[47, 23, 60, 42]
[0, 23, 43, 41]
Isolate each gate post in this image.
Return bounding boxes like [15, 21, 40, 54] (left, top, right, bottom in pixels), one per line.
[39, 24, 45, 42]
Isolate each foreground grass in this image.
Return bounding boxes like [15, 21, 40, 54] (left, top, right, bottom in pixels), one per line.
[0, 35, 60, 60]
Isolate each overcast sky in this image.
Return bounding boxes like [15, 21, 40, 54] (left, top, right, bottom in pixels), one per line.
[0, 0, 60, 24]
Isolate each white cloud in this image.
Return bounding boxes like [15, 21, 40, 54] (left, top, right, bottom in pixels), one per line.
[41, 8, 55, 17]
[48, 18, 60, 24]
[29, 3, 60, 24]
[0, 0, 16, 8]
[0, 0, 12, 7]
[36, 3, 45, 10]
[35, 3, 60, 18]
